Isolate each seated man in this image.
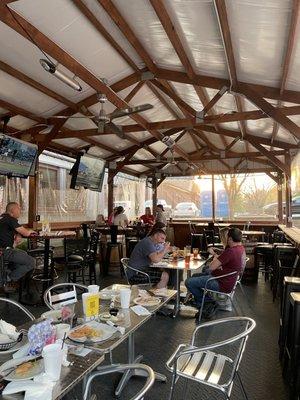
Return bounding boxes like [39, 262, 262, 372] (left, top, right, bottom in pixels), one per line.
[185, 227, 245, 318]
[128, 228, 171, 288]
[0, 202, 35, 290]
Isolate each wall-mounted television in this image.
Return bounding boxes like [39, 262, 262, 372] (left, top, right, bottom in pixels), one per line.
[0, 134, 38, 178]
[70, 154, 105, 192]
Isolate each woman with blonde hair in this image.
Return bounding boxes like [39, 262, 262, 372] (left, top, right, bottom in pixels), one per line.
[208, 227, 229, 257]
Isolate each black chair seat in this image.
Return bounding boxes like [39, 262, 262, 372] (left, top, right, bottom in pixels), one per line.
[67, 254, 83, 262]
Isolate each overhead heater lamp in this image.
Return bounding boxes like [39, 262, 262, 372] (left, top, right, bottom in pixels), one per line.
[40, 59, 82, 92]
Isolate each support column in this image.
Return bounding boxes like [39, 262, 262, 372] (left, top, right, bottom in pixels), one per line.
[28, 174, 38, 229]
[278, 172, 284, 223]
[107, 169, 114, 217]
[285, 152, 292, 227]
[212, 174, 216, 221]
[152, 176, 158, 214]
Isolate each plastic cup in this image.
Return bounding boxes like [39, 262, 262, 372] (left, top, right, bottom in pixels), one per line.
[185, 254, 191, 264]
[120, 288, 131, 309]
[55, 323, 70, 340]
[193, 248, 199, 257]
[88, 285, 100, 293]
[42, 343, 63, 381]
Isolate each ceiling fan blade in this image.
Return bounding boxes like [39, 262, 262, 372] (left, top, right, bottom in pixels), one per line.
[109, 104, 153, 120]
[46, 115, 96, 119]
[106, 122, 125, 139]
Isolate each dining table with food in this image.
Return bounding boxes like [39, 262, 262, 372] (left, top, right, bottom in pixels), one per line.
[0, 283, 176, 399]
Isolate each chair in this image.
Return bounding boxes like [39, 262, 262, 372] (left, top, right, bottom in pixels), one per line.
[64, 237, 89, 284]
[84, 230, 100, 284]
[83, 363, 155, 400]
[0, 297, 35, 322]
[197, 270, 240, 322]
[166, 316, 256, 400]
[121, 257, 151, 286]
[188, 221, 203, 251]
[101, 225, 124, 276]
[43, 283, 88, 310]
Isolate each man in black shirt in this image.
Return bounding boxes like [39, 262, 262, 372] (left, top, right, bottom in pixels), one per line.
[0, 202, 35, 286]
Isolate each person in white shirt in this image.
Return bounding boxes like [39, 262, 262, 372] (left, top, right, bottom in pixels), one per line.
[155, 204, 167, 226]
[113, 206, 129, 228]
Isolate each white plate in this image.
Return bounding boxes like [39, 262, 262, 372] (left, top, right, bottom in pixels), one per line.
[98, 312, 123, 323]
[68, 321, 117, 343]
[41, 309, 62, 322]
[133, 297, 161, 307]
[5, 359, 44, 381]
[0, 334, 28, 356]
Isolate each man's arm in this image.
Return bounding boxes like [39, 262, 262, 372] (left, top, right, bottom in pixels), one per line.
[15, 226, 34, 237]
[209, 256, 222, 271]
[149, 242, 171, 263]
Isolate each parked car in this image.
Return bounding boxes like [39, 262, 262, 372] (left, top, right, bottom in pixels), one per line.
[144, 199, 172, 218]
[263, 196, 300, 216]
[173, 202, 200, 218]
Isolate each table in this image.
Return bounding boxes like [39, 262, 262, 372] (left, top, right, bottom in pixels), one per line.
[242, 230, 265, 237]
[84, 285, 176, 396]
[0, 326, 104, 400]
[37, 231, 76, 293]
[150, 257, 207, 316]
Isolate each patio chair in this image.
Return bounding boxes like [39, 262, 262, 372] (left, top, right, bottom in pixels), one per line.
[121, 257, 151, 286]
[0, 297, 35, 322]
[43, 282, 88, 309]
[83, 363, 155, 400]
[166, 316, 256, 400]
[197, 270, 240, 322]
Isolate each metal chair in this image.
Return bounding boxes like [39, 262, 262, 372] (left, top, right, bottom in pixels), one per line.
[43, 283, 88, 309]
[197, 270, 240, 322]
[166, 316, 256, 400]
[0, 297, 35, 321]
[83, 363, 155, 400]
[121, 258, 151, 285]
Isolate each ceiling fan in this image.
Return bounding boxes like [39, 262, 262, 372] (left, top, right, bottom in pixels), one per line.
[44, 90, 153, 139]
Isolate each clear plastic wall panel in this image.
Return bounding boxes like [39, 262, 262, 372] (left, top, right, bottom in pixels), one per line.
[0, 177, 29, 224]
[214, 173, 277, 220]
[172, 82, 202, 109]
[113, 0, 182, 70]
[82, 0, 144, 68]
[0, 71, 65, 116]
[291, 151, 300, 227]
[226, 0, 291, 86]
[114, 174, 146, 220]
[38, 156, 108, 222]
[165, 0, 228, 78]
[0, 22, 93, 102]
[11, 0, 134, 84]
[156, 176, 201, 219]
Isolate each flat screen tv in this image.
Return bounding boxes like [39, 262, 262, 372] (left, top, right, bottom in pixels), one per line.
[70, 154, 105, 192]
[0, 134, 38, 178]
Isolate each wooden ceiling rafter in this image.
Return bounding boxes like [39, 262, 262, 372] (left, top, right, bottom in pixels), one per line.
[271, 0, 300, 149]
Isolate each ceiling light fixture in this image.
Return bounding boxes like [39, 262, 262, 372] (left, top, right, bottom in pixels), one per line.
[40, 59, 82, 91]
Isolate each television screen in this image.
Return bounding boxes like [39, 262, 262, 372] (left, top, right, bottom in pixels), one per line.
[70, 154, 105, 192]
[0, 134, 38, 178]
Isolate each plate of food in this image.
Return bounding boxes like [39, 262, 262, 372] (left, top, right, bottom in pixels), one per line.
[133, 297, 161, 307]
[5, 359, 44, 381]
[68, 321, 117, 343]
[41, 309, 62, 322]
[98, 312, 123, 323]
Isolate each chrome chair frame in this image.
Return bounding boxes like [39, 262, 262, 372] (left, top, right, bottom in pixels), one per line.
[83, 363, 155, 400]
[0, 297, 35, 321]
[198, 270, 240, 322]
[166, 316, 256, 400]
[43, 282, 88, 309]
[121, 258, 151, 286]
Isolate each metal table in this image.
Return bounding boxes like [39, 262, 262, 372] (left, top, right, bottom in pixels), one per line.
[149, 257, 207, 316]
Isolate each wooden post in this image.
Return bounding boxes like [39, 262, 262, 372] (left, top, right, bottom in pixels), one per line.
[212, 174, 216, 221]
[152, 176, 158, 214]
[285, 152, 292, 227]
[28, 175, 38, 229]
[107, 169, 114, 217]
[277, 172, 284, 223]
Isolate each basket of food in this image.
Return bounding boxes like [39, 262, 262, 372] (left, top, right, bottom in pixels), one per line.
[0, 332, 23, 351]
